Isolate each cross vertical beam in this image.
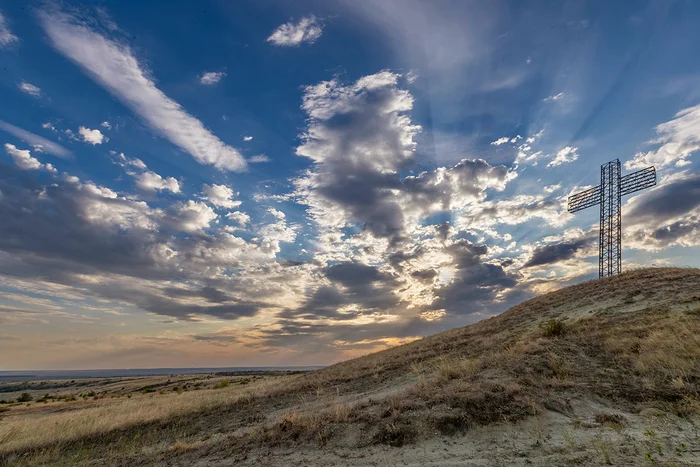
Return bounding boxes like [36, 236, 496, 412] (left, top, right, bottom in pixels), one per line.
[567, 159, 656, 278]
[599, 160, 622, 277]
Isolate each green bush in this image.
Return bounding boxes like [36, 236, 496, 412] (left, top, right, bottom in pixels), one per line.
[214, 380, 230, 389]
[142, 387, 156, 394]
[17, 393, 33, 402]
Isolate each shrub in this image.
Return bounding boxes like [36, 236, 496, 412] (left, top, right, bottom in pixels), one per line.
[435, 357, 479, 382]
[214, 380, 230, 389]
[372, 421, 417, 447]
[540, 319, 567, 337]
[142, 387, 156, 394]
[17, 393, 33, 403]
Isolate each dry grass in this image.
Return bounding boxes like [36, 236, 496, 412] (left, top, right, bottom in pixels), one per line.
[2, 267, 700, 466]
[0, 376, 279, 455]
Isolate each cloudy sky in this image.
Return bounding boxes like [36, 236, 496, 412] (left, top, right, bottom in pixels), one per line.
[1, 1, 699, 370]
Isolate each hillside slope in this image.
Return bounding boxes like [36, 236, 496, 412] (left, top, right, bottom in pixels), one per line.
[2, 268, 700, 466]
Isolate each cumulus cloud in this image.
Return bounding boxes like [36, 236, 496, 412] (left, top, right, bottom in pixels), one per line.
[18, 81, 41, 98]
[0, 10, 18, 47]
[548, 146, 579, 167]
[4, 144, 56, 172]
[135, 171, 180, 193]
[295, 71, 512, 245]
[243, 135, 253, 141]
[267, 15, 323, 47]
[202, 183, 241, 209]
[200, 72, 226, 85]
[226, 211, 250, 226]
[0, 121, 72, 158]
[38, 8, 247, 171]
[491, 137, 510, 146]
[78, 126, 105, 145]
[101, 121, 111, 129]
[625, 103, 700, 170]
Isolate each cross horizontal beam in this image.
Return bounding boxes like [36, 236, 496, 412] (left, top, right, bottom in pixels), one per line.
[620, 166, 656, 196]
[567, 185, 601, 213]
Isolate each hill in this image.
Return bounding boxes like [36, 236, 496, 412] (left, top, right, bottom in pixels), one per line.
[1, 267, 699, 466]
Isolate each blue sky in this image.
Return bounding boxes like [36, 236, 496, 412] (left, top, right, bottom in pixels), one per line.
[1, 0, 700, 369]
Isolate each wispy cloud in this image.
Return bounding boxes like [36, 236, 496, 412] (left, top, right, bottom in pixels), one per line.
[547, 146, 579, 167]
[18, 81, 41, 98]
[249, 154, 270, 163]
[267, 15, 323, 47]
[625, 103, 700, 170]
[0, 10, 18, 47]
[0, 121, 72, 158]
[38, 9, 247, 172]
[543, 92, 565, 102]
[200, 72, 226, 85]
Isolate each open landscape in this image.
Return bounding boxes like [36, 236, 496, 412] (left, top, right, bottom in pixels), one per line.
[3, 2, 700, 466]
[1, 267, 699, 466]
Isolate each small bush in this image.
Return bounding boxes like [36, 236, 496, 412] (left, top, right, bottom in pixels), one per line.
[142, 387, 156, 394]
[372, 421, 417, 447]
[214, 380, 230, 389]
[540, 319, 567, 337]
[17, 393, 33, 403]
[435, 357, 479, 382]
[431, 413, 470, 435]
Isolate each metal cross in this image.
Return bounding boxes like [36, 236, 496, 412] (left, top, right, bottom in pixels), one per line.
[567, 159, 656, 278]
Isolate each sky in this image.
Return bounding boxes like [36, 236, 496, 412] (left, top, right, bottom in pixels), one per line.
[1, 0, 700, 370]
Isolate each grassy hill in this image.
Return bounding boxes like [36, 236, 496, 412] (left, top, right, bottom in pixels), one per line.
[2, 267, 700, 466]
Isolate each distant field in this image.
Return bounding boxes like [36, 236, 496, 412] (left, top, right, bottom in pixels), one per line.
[1, 268, 699, 466]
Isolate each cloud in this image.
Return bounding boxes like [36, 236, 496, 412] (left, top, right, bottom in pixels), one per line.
[430, 240, 520, 315]
[78, 126, 105, 145]
[0, 10, 18, 47]
[624, 173, 700, 250]
[0, 164, 310, 325]
[226, 211, 250, 226]
[267, 15, 323, 47]
[4, 144, 56, 172]
[543, 92, 565, 102]
[523, 237, 594, 268]
[101, 121, 111, 129]
[202, 183, 241, 209]
[0, 121, 72, 158]
[38, 8, 247, 172]
[548, 146, 579, 167]
[491, 137, 510, 146]
[18, 81, 41, 98]
[200, 72, 226, 85]
[243, 135, 253, 141]
[625, 103, 700, 170]
[295, 71, 512, 245]
[113, 151, 147, 170]
[249, 154, 270, 163]
[134, 171, 180, 193]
